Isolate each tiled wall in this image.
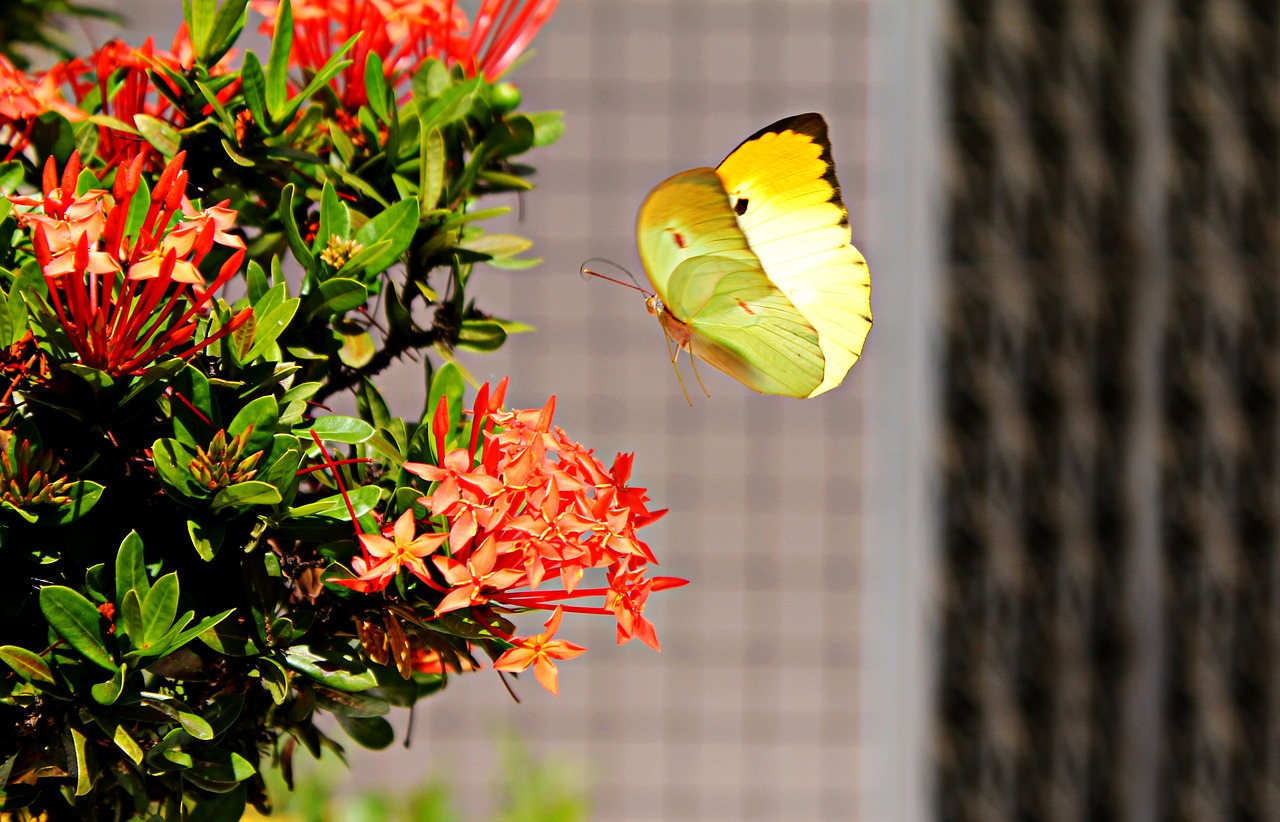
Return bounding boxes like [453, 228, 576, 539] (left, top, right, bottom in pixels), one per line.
[103, 2, 872, 819]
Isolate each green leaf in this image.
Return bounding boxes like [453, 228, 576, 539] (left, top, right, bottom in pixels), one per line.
[476, 169, 534, 191]
[69, 727, 92, 796]
[0, 645, 55, 684]
[188, 519, 226, 561]
[286, 484, 381, 520]
[209, 476, 282, 509]
[185, 0, 217, 56]
[206, 0, 249, 64]
[364, 52, 390, 121]
[316, 181, 349, 253]
[418, 76, 480, 131]
[304, 415, 375, 443]
[460, 232, 534, 260]
[357, 378, 392, 430]
[211, 481, 282, 511]
[189, 747, 255, 783]
[133, 114, 181, 157]
[456, 319, 508, 353]
[152, 438, 198, 498]
[335, 714, 395, 750]
[425, 361, 464, 436]
[228, 395, 279, 454]
[338, 327, 375, 368]
[47, 480, 104, 525]
[258, 657, 290, 705]
[526, 110, 565, 147]
[199, 616, 258, 656]
[276, 35, 358, 125]
[240, 52, 272, 135]
[40, 586, 115, 672]
[352, 198, 419, 274]
[283, 644, 378, 692]
[142, 573, 180, 646]
[279, 184, 315, 269]
[120, 589, 144, 645]
[304, 277, 367, 319]
[169, 609, 234, 652]
[178, 711, 215, 740]
[91, 664, 127, 705]
[243, 296, 299, 362]
[264, 0, 293, 119]
[112, 725, 144, 765]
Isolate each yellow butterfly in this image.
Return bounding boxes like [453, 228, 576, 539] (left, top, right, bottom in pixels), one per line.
[636, 113, 871, 398]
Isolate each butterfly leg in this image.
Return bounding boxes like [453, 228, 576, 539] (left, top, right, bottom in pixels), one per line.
[661, 324, 694, 406]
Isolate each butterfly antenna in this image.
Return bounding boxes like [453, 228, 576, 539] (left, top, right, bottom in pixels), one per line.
[580, 258, 652, 297]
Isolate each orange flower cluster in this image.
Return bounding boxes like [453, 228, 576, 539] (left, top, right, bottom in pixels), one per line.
[254, 0, 557, 111]
[10, 152, 251, 376]
[0, 55, 84, 161]
[334, 379, 685, 693]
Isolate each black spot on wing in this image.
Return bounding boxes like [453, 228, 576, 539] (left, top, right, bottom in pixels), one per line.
[721, 112, 850, 230]
[734, 197, 749, 216]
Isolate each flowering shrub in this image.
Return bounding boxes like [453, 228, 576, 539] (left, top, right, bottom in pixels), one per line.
[0, 1, 681, 819]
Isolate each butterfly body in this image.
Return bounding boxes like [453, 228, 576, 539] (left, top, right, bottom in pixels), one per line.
[636, 113, 871, 398]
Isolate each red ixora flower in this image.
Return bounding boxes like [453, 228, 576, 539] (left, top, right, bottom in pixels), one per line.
[254, 0, 558, 111]
[492, 606, 585, 696]
[10, 151, 252, 376]
[323, 379, 685, 694]
[0, 56, 85, 161]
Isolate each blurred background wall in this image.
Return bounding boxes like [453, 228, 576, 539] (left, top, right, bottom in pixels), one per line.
[84, 0, 1279, 820]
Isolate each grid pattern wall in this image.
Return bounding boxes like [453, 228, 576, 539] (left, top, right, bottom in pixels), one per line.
[343, 3, 871, 822]
[939, 2, 1140, 819]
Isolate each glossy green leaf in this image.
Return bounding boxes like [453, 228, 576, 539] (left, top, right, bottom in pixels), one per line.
[188, 519, 225, 561]
[279, 184, 315, 269]
[142, 573, 180, 646]
[420, 126, 444, 210]
[283, 644, 378, 692]
[211, 481, 282, 511]
[120, 589, 144, 645]
[239, 52, 271, 135]
[243, 295, 299, 362]
[316, 181, 348, 253]
[0, 645, 55, 684]
[364, 51, 390, 121]
[133, 114, 180, 157]
[112, 724, 144, 765]
[338, 327, 375, 368]
[335, 713, 395, 750]
[304, 278, 366, 320]
[456, 319, 508, 353]
[265, 0, 293, 119]
[228, 395, 279, 454]
[40, 585, 115, 671]
[303, 415, 375, 444]
[206, 0, 249, 64]
[352, 198, 419, 274]
[526, 110, 565, 147]
[286, 484, 381, 520]
[70, 726, 93, 796]
[90, 664, 127, 705]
